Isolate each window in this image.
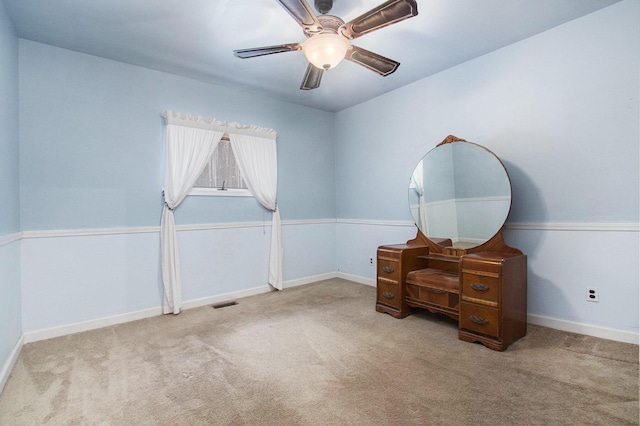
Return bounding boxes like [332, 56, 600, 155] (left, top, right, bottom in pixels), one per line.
[190, 138, 251, 197]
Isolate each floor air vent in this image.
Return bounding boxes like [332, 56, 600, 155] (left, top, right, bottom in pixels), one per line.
[212, 301, 238, 309]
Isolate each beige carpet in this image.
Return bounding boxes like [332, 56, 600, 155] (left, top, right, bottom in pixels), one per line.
[1, 279, 638, 425]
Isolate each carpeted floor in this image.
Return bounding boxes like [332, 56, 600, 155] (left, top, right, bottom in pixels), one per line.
[0, 279, 638, 425]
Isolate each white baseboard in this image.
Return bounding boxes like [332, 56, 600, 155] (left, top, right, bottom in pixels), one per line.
[284, 272, 339, 288]
[23, 307, 163, 344]
[172, 273, 343, 311]
[0, 335, 23, 395]
[19, 275, 639, 346]
[182, 284, 273, 310]
[337, 272, 375, 287]
[24, 285, 278, 344]
[21, 274, 338, 344]
[343, 274, 638, 345]
[528, 313, 639, 345]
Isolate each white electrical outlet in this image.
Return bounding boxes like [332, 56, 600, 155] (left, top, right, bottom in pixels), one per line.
[369, 258, 374, 265]
[586, 287, 599, 302]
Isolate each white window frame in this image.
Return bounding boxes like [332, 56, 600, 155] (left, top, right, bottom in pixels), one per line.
[189, 136, 252, 197]
[189, 187, 252, 197]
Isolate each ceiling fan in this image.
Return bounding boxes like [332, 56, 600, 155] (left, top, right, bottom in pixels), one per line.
[233, 0, 418, 90]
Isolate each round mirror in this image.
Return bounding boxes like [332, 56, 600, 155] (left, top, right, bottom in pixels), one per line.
[408, 140, 512, 249]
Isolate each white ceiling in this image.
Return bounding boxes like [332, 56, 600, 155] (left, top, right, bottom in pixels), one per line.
[4, 0, 621, 112]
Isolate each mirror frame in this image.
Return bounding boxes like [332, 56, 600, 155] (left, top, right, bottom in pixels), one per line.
[408, 135, 521, 256]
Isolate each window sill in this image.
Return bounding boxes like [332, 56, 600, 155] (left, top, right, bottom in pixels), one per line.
[189, 188, 252, 197]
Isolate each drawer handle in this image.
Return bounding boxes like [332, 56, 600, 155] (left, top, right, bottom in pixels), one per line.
[469, 315, 489, 325]
[382, 266, 395, 273]
[383, 292, 394, 299]
[470, 283, 490, 292]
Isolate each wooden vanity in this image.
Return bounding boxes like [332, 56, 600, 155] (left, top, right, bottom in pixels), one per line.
[377, 136, 527, 351]
[377, 229, 527, 351]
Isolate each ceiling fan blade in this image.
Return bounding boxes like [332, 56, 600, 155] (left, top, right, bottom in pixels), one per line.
[233, 43, 301, 59]
[277, 0, 323, 34]
[339, 0, 418, 40]
[300, 64, 323, 90]
[344, 45, 400, 76]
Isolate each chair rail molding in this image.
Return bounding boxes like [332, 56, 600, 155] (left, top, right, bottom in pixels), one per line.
[0, 232, 22, 248]
[13, 220, 640, 240]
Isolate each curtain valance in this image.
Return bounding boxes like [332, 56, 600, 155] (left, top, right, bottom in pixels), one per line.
[162, 110, 277, 140]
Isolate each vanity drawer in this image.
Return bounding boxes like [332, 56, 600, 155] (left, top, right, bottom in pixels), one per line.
[377, 258, 400, 281]
[459, 302, 499, 337]
[377, 278, 401, 309]
[462, 253, 507, 274]
[461, 271, 500, 305]
[377, 247, 402, 261]
[406, 284, 459, 309]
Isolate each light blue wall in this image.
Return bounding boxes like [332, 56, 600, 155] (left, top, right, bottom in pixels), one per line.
[17, 40, 338, 333]
[21, 232, 161, 331]
[20, 221, 339, 333]
[335, 0, 639, 335]
[19, 40, 336, 231]
[336, 1, 639, 224]
[0, 0, 19, 234]
[0, 0, 21, 388]
[7, 0, 640, 344]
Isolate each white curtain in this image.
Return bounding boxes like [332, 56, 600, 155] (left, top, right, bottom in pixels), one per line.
[161, 112, 226, 314]
[228, 124, 283, 290]
[410, 161, 429, 236]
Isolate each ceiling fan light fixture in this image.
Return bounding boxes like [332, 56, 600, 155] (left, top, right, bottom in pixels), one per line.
[302, 33, 349, 70]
